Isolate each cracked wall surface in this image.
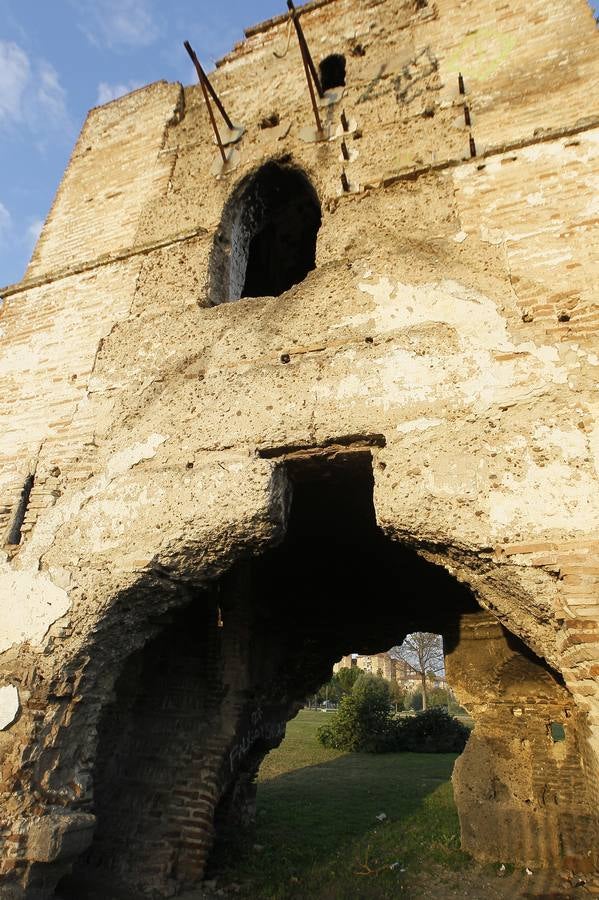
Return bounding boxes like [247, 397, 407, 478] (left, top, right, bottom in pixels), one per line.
[0, 0, 598, 896]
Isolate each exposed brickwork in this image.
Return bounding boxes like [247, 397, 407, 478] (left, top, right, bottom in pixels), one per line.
[1, 0, 599, 896]
[447, 611, 599, 870]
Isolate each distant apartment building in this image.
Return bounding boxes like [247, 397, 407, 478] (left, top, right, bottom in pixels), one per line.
[333, 651, 415, 685]
[334, 651, 446, 689]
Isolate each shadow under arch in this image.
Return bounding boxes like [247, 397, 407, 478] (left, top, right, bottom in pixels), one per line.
[209, 159, 322, 305]
[50, 450, 599, 899]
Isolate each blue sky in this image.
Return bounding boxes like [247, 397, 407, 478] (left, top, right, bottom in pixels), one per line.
[1, 0, 598, 288]
[0, 0, 284, 287]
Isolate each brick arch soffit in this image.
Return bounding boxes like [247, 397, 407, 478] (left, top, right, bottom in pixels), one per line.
[30, 456, 577, 817]
[59, 455, 563, 695]
[207, 156, 322, 306]
[26, 468, 292, 809]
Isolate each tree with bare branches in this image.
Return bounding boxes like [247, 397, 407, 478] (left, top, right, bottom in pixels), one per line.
[391, 633, 444, 710]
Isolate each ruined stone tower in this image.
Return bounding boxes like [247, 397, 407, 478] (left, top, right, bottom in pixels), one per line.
[1, 0, 599, 896]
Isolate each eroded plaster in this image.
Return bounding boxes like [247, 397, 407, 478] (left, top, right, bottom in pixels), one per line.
[0, 558, 70, 654]
[0, 684, 20, 729]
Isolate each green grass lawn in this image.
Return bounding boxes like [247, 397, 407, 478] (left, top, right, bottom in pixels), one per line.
[210, 709, 470, 898]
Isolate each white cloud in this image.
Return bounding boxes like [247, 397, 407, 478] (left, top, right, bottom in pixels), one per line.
[36, 62, 70, 129]
[74, 0, 160, 49]
[96, 80, 144, 106]
[0, 41, 71, 136]
[0, 203, 12, 247]
[0, 41, 30, 124]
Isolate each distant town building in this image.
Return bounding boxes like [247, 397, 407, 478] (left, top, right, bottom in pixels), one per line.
[333, 651, 447, 689]
[334, 651, 415, 685]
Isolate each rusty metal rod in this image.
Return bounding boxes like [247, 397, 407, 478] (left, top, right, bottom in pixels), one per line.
[341, 171, 350, 192]
[286, 5, 323, 133]
[301, 42, 323, 133]
[185, 43, 227, 163]
[202, 78, 227, 164]
[301, 43, 323, 133]
[341, 140, 350, 161]
[287, 0, 323, 98]
[340, 109, 349, 132]
[184, 40, 234, 130]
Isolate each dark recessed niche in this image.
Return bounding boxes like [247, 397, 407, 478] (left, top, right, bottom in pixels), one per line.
[319, 54, 346, 92]
[6, 474, 34, 545]
[209, 160, 322, 304]
[259, 112, 280, 129]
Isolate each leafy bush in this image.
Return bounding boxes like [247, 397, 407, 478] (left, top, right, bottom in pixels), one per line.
[318, 673, 393, 752]
[319, 682, 470, 754]
[428, 687, 451, 709]
[405, 690, 423, 712]
[405, 687, 451, 711]
[312, 665, 362, 705]
[392, 708, 470, 753]
[334, 665, 361, 696]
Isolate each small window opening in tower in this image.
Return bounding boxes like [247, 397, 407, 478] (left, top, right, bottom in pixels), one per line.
[319, 54, 346, 92]
[211, 161, 322, 303]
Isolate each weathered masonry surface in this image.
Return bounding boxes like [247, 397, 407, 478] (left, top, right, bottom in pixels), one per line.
[0, 0, 599, 897]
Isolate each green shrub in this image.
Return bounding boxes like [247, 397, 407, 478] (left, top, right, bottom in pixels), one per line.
[392, 708, 470, 753]
[317, 673, 393, 752]
[334, 665, 361, 696]
[405, 690, 423, 712]
[318, 678, 470, 754]
[427, 687, 450, 709]
[404, 687, 451, 711]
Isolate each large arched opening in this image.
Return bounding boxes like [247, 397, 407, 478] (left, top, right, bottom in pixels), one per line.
[209, 160, 322, 305]
[55, 449, 598, 898]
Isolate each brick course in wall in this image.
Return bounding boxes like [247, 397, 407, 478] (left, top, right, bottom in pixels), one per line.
[1, 0, 599, 896]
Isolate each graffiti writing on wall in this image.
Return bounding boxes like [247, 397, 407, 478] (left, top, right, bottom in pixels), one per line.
[229, 707, 286, 772]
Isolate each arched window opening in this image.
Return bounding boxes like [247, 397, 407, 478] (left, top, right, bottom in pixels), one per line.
[212, 161, 322, 304]
[319, 53, 346, 91]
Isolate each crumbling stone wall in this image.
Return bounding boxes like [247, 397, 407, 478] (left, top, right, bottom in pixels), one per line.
[446, 612, 598, 871]
[1, 0, 599, 896]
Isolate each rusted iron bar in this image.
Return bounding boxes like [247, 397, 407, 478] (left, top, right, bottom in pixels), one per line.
[184, 41, 227, 163]
[341, 171, 350, 192]
[287, 0, 323, 98]
[286, 3, 323, 134]
[340, 109, 349, 132]
[200, 73, 227, 162]
[341, 140, 350, 161]
[464, 104, 471, 127]
[184, 40, 234, 130]
[302, 46, 323, 134]
[458, 72, 465, 95]
[469, 134, 477, 157]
